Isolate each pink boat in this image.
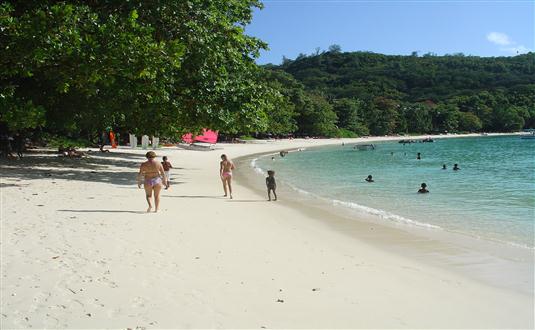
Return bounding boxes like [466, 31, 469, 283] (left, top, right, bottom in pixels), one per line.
[182, 129, 218, 144]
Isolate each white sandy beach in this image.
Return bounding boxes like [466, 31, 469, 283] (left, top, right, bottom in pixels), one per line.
[1, 135, 533, 329]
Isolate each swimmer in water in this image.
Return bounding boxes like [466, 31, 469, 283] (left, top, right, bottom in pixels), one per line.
[418, 182, 429, 193]
[365, 175, 374, 183]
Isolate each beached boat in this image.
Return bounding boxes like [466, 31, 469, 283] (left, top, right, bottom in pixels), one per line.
[520, 129, 535, 139]
[520, 132, 535, 139]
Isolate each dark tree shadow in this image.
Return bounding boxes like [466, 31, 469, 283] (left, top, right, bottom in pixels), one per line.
[0, 182, 31, 188]
[0, 151, 187, 186]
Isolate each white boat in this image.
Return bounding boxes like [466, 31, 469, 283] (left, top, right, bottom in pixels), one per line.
[353, 144, 376, 150]
[520, 130, 535, 139]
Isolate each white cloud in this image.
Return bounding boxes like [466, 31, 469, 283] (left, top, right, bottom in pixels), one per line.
[501, 45, 531, 54]
[486, 32, 531, 55]
[486, 32, 512, 46]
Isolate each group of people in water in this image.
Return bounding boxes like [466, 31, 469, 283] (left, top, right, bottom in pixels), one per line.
[365, 152, 461, 193]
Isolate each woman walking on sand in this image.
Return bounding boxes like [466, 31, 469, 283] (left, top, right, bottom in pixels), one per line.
[220, 154, 235, 199]
[138, 151, 166, 212]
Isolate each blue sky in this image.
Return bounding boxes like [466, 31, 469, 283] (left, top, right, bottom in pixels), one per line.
[246, 0, 534, 64]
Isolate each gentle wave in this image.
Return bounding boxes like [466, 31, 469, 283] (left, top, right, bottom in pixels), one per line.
[250, 158, 266, 175]
[282, 179, 534, 249]
[250, 146, 535, 250]
[330, 199, 442, 230]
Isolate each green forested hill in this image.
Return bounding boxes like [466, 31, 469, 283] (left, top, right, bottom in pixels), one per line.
[263, 51, 535, 136]
[282, 52, 534, 102]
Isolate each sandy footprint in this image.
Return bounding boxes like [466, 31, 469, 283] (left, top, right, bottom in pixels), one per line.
[106, 307, 122, 318]
[96, 276, 118, 288]
[28, 291, 52, 316]
[131, 296, 147, 308]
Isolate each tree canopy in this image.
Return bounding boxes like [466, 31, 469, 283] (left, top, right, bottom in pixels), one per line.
[0, 0, 283, 139]
[1, 1, 533, 141]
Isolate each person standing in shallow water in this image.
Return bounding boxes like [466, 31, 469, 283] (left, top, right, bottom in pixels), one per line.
[138, 151, 166, 213]
[417, 152, 421, 160]
[220, 154, 235, 199]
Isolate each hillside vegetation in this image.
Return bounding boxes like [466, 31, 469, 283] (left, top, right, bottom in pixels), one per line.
[262, 50, 535, 136]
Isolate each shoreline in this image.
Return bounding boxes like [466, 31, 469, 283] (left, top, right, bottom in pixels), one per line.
[240, 133, 534, 249]
[233, 134, 534, 296]
[1, 133, 533, 328]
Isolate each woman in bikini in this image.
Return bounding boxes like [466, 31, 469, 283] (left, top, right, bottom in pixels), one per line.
[138, 151, 166, 212]
[220, 154, 235, 199]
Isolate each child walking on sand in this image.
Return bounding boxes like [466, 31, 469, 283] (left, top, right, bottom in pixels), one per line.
[161, 156, 173, 189]
[266, 170, 277, 201]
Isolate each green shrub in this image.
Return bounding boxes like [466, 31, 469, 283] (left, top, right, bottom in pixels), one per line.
[334, 128, 359, 138]
[43, 134, 92, 148]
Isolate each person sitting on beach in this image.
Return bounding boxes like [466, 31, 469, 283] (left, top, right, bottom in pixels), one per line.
[1, 134, 14, 159]
[266, 170, 277, 201]
[69, 148, 85, 158]
[220, 154, 235, 199]
[365, 175, 374, 182]
[58, 146, 85, 158]
[442, 164, 447, 170]
[453, 164, 460, 171]
[13, 133, 24, 159]
[161, 156, 173, 189]
[138, 151, 165, 212]
[418, 183, 429, 193]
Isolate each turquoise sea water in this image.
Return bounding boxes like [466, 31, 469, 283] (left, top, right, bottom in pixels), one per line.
[255, 136, 535, 248]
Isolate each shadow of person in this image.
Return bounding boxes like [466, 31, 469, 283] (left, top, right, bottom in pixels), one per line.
[57, 209, 146, 214]
[162, 195, 222, 199]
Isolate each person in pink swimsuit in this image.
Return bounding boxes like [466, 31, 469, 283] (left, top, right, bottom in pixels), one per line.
[138, 151, 166, 212]
[220, 154, 235, 199]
